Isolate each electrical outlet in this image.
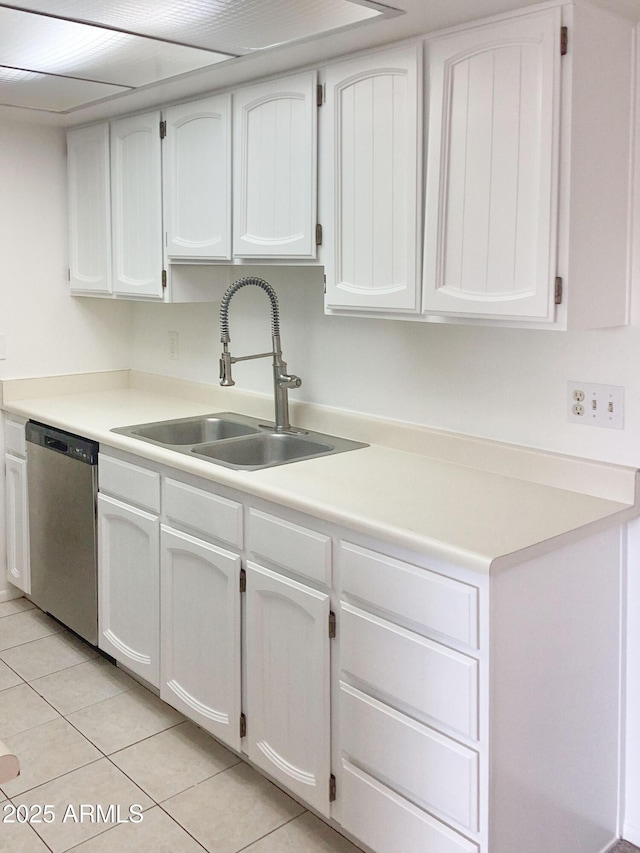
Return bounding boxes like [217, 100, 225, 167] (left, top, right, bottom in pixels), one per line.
[567, 381, 624, 429]
[168, 331, 179, 360]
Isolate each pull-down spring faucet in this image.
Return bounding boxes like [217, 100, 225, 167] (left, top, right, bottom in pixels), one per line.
[219, 277, 302, 433]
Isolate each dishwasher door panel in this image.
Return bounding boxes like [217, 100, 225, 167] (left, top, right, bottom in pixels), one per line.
[27, 442, 98, 645]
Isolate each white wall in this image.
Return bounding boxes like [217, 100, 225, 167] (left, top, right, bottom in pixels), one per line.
[131, 267, 640, 467]
[0, 120, 132, 597]
[0, 121, 131, 380]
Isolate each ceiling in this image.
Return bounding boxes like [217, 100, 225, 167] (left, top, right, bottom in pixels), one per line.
[0, 0, 638, 125]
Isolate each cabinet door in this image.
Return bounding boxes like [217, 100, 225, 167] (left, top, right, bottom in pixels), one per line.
[422, 9, 560, 321]
[160, 527, 241, 750]
[233, 71, 317, 258]
[67, 123, 112, 295]
[98, 494, 160, 685]
[5, 454, 29, 594]
[163, 96, 232, 260]
[322, 46, 422, 312]
[111, 112, 163, 298]
[245, 562, 331, 815]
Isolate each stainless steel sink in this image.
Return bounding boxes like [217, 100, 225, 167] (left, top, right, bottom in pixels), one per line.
[113, 414, 259, 446]
[192, 433, 334, 469]
[111, 412, 367, 470]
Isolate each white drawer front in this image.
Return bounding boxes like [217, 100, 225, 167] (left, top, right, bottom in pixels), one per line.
[339, 761, 479, 853]
[340, 682, 478, 831]
[164, 478, 243, 548]
[248, 508, 331, 586]
[5, 419, 26, 456]
[99, 454, 160, 512]
[340, 542, 478, 649]
[341, 603, 478, 740]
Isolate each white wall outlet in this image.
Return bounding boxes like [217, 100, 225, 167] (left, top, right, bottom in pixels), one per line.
[168, 331, 179, 360]
[567, 381, 624, 429]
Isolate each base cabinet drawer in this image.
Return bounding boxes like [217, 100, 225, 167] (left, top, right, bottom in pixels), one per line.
[340, 682, 479, 832]
[341, 603, 478, 740]
[340, 541, 478, 649]
[164, 477, 243, 548]
[99, 454, 160, 512]
[339, 761, 479, 853]
[248, 508, 331, 586]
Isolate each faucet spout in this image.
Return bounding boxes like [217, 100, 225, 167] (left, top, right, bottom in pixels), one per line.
[219, 277, 302, 432]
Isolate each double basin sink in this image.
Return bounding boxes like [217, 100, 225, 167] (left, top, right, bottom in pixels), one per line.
[112, 412, 367, 471]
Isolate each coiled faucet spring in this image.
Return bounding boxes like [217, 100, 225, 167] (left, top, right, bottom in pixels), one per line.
[220, 277, 280, 343]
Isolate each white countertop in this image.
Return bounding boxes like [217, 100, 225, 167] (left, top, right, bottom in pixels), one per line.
[3, 371, 638, 574]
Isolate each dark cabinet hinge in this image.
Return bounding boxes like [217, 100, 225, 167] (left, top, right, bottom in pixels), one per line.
[329, 774, 336, 802]
[162, 269, 167, 289]
[67, 268, 71, 282]
[560, 26, 568, 56]
[329, 611, 336, 639]
[554, 276, 563, 305]
[160, 120, 167, 139]
[240, 713, 247, 739]
[240, 568, 246, 593]
[315, 224, 323, 246]
[317, 83, 324, 107]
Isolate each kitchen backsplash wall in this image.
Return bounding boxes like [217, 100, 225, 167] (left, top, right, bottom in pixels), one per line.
[131, 268, 640, 468]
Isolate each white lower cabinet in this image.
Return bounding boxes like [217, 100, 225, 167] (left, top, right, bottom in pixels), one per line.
[245, 561, 331, 816]
[5, 452, 30, 594]
[160, 526, 241, 750]
[94, 450, 621, 853]
[97, 493, 160, 686]
[337, 541, 482, 852]
[339, 761, 478, 853]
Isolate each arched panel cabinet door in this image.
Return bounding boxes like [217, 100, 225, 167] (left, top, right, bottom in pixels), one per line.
[160, 527, 241, 751]
[233, 71, 317, 259]
[5, 453, 29, 594]
[322, 45, 422, 313]
[163, 95, 232, 260]
[423, 8, 561, 322]
[98, 493, 160, 686]
[245, 561, 331, 816]
[110, 111, 164, 298]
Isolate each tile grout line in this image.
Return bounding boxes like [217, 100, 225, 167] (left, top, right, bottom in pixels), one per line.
[233, 811, 309, 853]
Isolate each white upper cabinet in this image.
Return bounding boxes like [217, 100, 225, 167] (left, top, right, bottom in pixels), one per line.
[233, 71, 318, 259]
[423, 10, 560, 322]
[163, 96, 232, 261]
[422, 4, 633, 328]
[67, 123, 112, 295]
[111, 111, 164, 298]
[322, 46, 422, 312]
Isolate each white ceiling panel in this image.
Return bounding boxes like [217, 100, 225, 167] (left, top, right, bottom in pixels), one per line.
[2, 0, 384, 52]
[0, 6, 234, 88]
[0, 65, 129, 110]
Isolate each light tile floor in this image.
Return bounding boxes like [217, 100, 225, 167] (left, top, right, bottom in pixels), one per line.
[0, 598, 363, 853]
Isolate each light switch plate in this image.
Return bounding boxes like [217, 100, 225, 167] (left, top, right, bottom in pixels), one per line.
[0, 334, 6, 360]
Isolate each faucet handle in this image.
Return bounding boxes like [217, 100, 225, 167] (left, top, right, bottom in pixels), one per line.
[279, 374, 302, 389]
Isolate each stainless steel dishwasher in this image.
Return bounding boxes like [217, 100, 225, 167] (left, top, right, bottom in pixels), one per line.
[26, 421, 99, 645]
